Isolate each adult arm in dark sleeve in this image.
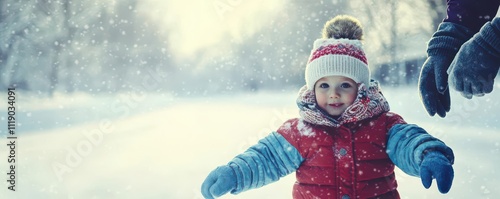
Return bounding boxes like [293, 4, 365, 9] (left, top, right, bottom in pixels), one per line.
[444, 0, 499, 32]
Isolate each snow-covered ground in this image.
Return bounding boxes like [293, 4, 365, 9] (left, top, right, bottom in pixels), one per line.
[1, 85, 500, 199]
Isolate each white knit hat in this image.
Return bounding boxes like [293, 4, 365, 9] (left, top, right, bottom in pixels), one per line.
[305, 15, 370, 90]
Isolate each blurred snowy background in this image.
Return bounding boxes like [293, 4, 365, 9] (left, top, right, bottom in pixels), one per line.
[0, 0, 499, 198]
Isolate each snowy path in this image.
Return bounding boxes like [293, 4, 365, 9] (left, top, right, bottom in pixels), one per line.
[1, 86, 499, 199]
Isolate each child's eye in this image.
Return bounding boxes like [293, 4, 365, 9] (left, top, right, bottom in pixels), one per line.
[340, 83, 352, 88]
[319, 83, 329, 88]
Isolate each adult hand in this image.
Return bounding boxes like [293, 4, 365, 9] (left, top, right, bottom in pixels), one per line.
[448, 18, 500, 99]
[418, 22, 474, 117]
[418, 56, 452, 117]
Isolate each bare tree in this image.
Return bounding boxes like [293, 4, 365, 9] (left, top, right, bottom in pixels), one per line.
[0, 1, 39, 90]
[0, 0, 171, 94]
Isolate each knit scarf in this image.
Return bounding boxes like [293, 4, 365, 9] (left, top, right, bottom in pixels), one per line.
[296, 80, 390, 127]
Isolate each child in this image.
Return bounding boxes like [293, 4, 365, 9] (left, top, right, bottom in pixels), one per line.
[201, 15, 455, 199]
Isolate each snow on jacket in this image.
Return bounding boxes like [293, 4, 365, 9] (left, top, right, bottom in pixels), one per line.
[226, 81, 454, 199]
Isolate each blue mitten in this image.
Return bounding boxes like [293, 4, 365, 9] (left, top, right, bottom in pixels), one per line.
[448, 17, 500, 99]
[420, 151, 454, 194]
[201, 165, 237, 199]
[418, 22, 473, 117]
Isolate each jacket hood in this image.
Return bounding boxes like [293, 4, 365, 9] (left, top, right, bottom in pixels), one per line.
[296, 80, 390, 127]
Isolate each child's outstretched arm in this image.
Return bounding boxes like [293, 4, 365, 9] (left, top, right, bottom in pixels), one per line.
[386, 124, 454, 194]
[201, 132, 304, 199]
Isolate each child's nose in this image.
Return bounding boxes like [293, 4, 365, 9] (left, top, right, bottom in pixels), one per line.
[329, 89, 340, 98]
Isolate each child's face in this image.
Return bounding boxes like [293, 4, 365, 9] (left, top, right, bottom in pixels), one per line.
[314, 76, 358, 117]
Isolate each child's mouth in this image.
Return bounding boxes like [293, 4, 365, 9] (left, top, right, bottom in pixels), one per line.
[329, 103, 343, 107]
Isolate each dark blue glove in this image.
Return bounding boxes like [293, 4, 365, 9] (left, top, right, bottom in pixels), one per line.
[420, 151, 454, 194]
[201, 165, 237, 199]
[418, 22, 473, 117]
[448, 18, 500, 99]
[418, 56, 452, 117]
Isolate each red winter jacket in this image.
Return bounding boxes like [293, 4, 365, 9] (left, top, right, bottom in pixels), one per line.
[271, 82, 406, 199]
[277, 112, 405, 199]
